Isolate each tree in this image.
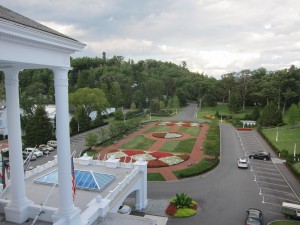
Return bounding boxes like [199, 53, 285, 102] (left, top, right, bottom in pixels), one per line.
[236, 70, 252, 111]
[69, 87, 109, 122]
[109, 81, 123, 107]
[250, 106, 260, 121]
[69, 117, 78, 134]
[258, 102, 283, 127]
[97, 127, 109, 143]
[23, 106, 53, 147]
[149, 98, 161, 113]
[228, 92, 241, 113]
[76, 106, 91, 131]
[287, 104, 299, 128]
[130, 102, 137, 110]
[85, 132, 99, 150]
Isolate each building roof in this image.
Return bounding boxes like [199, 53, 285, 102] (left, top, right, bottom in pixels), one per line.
[0, 5, 78, 42]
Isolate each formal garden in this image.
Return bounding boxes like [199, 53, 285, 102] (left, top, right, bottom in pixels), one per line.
[94, 120, 220, 181]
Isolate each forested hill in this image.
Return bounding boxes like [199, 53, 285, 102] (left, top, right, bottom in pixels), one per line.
[0, 56, 299, 114]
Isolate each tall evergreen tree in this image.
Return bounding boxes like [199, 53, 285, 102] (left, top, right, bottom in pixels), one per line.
[258, 102, 283, 127]
[23, 106, 53, 147]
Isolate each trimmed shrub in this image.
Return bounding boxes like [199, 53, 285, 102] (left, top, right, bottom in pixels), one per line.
[174, 208, 197, 217]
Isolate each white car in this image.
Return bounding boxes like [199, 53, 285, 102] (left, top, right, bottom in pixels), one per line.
[23, 147, 43, 157]
[117, 205, 131, 215]
[237, 158, 248, 169]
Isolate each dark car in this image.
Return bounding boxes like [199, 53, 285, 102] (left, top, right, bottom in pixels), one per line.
[245, 208, 263, 225]
[248, 151, 271, 161]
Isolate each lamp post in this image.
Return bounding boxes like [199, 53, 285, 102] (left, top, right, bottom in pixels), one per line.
[276, 127, 278, 142]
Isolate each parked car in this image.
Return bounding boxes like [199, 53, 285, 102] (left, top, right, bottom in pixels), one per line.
[39, 144, 55, 152]
[117, 205, 131, 215]
[282, 202, 300, 220]
[38, 144, 53, 155]
[245, 208, 263, 225]
[23, 152, 37, 161]
[248, 151, 271, 161]
[237, 158, 248, 168]
[47, 140, 57, 148]
[23, 147, 43, 157]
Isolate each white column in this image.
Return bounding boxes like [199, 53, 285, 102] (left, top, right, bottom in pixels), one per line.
[3, 68, 32, 223]
[134, 159, 148, 210]
[52, 68, 81, 224]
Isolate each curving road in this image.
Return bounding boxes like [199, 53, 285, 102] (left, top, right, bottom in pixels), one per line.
[148, 103, 288, 225]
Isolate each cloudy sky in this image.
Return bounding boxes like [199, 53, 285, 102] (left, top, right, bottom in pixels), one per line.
[1, 0, 300, 79]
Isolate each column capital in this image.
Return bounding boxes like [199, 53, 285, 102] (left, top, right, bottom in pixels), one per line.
[3, 68, 23, 87]
[53, 67, 70, 87]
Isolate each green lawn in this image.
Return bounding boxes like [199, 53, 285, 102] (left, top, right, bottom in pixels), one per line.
[262, 126, 300, 154]
[147, 173, 166, 181]
[120, 135, 156, 150]
[269, 221, 300, 225]
[159, 138, 196, 153]
[144, 125, 171, 133]
[178, 127, 201, 136]
[197, 104, 256, 120]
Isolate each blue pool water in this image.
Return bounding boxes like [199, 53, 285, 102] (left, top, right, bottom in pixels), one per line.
[34, 170, 116, 191]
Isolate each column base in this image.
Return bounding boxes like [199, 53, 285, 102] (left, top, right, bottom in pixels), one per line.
[52, 207, 81, 225]
[4, 200, 32, 224]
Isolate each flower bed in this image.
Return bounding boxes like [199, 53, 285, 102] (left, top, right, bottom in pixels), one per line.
[106, 149, 190, 168]
[165, 193, 198, 217]
[156, 121, 202, 127]
[152, 132, 183, 139]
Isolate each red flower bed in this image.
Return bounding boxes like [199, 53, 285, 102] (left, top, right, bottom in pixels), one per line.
[123, 150, 145, 156]
[236, 128, 252, 131]
[149, 151, 174, 159]
[119, 156, 136, 163]
[147, 160, 169, 168]
[165, 202, 177, 216]
[152, 132, 167, 138]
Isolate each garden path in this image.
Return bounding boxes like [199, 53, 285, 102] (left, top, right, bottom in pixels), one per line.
[96, 122, 209, 181]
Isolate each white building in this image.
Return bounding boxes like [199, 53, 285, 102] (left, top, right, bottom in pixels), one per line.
[0, 5, 151, 225]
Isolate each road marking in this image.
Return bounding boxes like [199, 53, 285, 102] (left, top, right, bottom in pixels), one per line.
[249, 162, 274, 167]
[255, 175, 285, 182]
[260, 193, 300, 203]
[267, 211, 283, 216]
[252, 170, 282, 176]
[256, 180, 289, 188]
[260, 187, 295, 195]
[262, 201, 281, 207]
[252, 166, 280, 173]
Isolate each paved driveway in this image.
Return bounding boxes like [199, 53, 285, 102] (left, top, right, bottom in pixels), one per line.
[147, 104, 300, 225]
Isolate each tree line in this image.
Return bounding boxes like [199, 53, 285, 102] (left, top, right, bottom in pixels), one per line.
[0, 54, 299, 146]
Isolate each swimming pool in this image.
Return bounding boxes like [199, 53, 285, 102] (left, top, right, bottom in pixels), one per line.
[34, 170, 116, 191]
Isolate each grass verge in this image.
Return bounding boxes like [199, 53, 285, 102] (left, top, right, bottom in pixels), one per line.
[147, 173, 166, 181]
[173, 158, 219, 179]
[268, 221, 300, 225]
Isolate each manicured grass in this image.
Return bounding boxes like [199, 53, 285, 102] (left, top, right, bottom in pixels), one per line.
[144, 125, 171, 133]
[293, 162, 300, 173]
[197, 104, 256, 120]
[120, 135, 156, 150]
[159, 138, 196, 153]
[178, 127, 201, 136]
[147, 173, 166, 181]
[269, 221, 300, 225]
[262, 126, 300, 154]
[173, 158, 219, 178]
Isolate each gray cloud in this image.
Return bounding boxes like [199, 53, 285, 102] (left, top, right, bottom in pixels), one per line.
[1, 0, 300, 79]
